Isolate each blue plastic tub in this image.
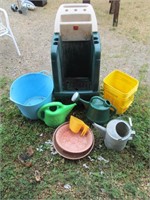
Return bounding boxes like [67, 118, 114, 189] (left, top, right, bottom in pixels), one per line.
[10, 71, 54, 119]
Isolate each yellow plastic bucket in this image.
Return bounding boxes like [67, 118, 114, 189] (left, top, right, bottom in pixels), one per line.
[103, 70, 139, 99]
[104, 90, 134, 109]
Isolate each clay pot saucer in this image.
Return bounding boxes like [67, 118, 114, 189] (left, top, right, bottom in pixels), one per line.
[53, 130, 95, 160]
[54, 122, 94, 154]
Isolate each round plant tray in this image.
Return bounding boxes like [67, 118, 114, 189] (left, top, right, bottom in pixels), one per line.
[53, 131, 95, 160]
[54, 122, 94, 154]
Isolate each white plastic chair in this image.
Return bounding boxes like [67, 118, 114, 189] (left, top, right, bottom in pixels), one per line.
[0, 8, 21, 56]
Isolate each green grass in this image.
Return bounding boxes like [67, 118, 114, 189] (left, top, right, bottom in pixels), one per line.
[0, 73, 149, 200]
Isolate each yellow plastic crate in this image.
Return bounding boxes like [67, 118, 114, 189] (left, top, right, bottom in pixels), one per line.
[103, 70, 139, 99]
[104, 90, 134, 108]
[104, 91, 134, 114]
[116, 102, 133, 114]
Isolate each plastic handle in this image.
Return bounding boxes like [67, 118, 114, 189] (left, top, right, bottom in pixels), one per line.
[38, 102, 64, 119]
[39, 70, 51, 76]
[91, 96, 105, 103]
[81, 124, 89, 136]
[48, 102, 64, 109]
[128, 117, 133, 127]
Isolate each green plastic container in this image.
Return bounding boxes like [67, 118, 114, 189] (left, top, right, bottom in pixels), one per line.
[38, 102, 76, 127]
[51, 32, 101, 100]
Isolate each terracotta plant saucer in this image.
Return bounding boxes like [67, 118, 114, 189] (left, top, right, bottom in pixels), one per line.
[54, 122, 94, 153]
[53, 131, 95, 160]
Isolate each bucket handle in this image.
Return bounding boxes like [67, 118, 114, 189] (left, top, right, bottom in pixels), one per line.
[39, 70, 51, 76]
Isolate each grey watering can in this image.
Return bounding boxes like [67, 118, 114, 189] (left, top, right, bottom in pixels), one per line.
[93, 118, 135, 151]
[71, 92, 116, 124]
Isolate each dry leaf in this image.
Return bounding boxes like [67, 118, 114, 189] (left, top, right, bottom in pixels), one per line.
[35, 170, 41, 182]
[26, 146, 34, 157]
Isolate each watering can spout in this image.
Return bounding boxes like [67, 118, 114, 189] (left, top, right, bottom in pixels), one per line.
[79, 98, 90, 109]
[64, 103, 77, 114]
[71, 92, 90, 109]
[92, 123, 106, 138]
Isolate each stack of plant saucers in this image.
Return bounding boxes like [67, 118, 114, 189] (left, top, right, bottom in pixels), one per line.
[53, 122, 95, 160]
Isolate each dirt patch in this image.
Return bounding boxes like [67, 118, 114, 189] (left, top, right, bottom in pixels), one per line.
[0, 0, 150, 84]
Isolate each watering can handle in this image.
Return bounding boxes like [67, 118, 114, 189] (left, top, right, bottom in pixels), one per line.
[38, 102, 64, 119]
[47, 102, 65, 109]
[91, 96, 105, 102]
[110, 104, 116, 116]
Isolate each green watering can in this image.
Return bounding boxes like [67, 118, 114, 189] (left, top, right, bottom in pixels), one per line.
[71, 92, 116, 125]
[38, 102, 76, 127]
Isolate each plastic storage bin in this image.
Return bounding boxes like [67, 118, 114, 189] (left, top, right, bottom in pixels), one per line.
[51, 4, 101, 100]
[103, 70, 139, 114]
[115, 101, 133, 114]
[103, 70, 139, 98]
[104, 90, 134, 108]
[104, 92, 134, 114]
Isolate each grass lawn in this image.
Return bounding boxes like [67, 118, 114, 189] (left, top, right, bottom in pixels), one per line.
[0, 0, 150, 199]
[0, 66, 149, 199]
